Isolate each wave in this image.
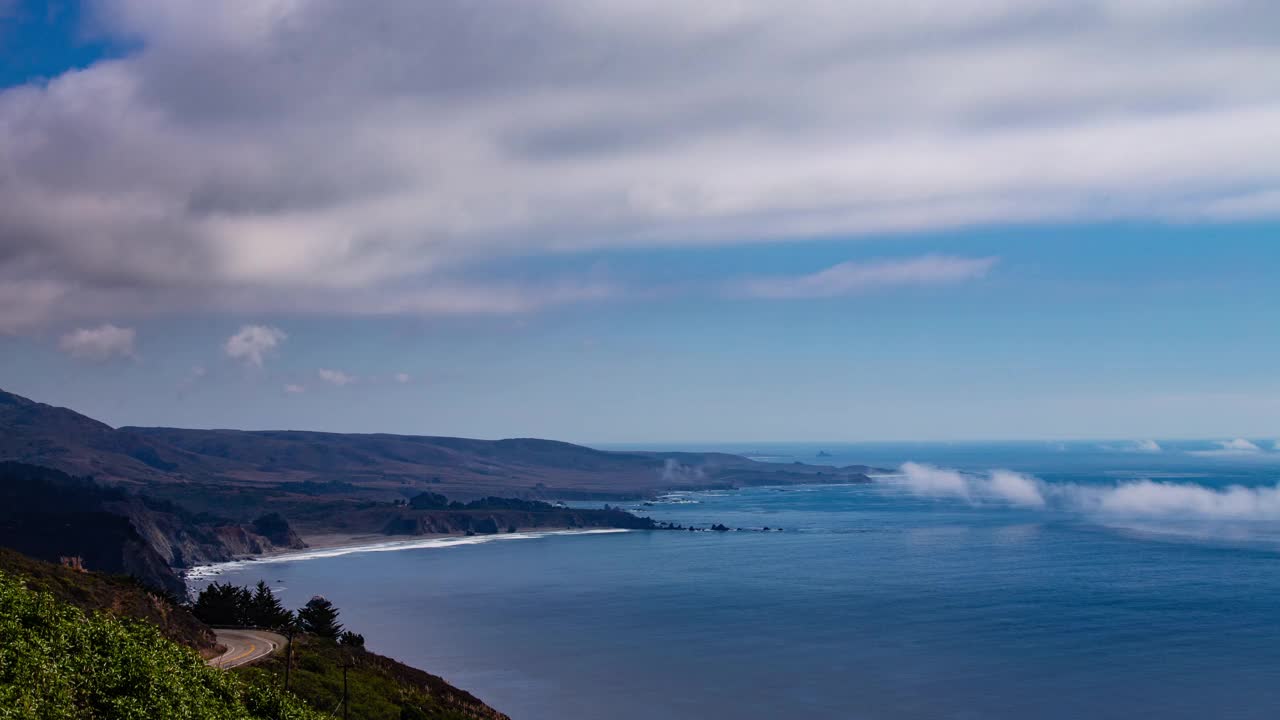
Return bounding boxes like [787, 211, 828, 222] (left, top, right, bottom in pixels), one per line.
[652, 493, 701, 504]
[185, 528, 631, 581]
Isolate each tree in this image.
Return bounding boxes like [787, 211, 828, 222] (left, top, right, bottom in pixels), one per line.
[0, 572, 326, 719]
[337, 630, 365, 648]
[248, 580, 294, 629]
[408, 491, 449, 509]
[297, 596, 343, 638]
[192, 582, 251, 626]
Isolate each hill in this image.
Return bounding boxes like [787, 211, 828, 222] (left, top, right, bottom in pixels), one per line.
[238, 636, 510, 720]
[0, 386, 875, 504]
[0, 389, 190, 486]
[0, 552, 510, 719]
[0, 388, 876, 519]
[0, 568, 322, 720]
[0, 546, 218, 657]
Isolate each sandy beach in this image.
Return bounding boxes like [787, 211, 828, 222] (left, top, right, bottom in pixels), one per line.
[185, 528, 631, 582]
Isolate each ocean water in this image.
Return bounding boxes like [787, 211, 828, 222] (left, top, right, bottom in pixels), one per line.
[195, 442, 1280, 719]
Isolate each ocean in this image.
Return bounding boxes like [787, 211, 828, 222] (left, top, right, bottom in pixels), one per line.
[193, 441, 1280, 719]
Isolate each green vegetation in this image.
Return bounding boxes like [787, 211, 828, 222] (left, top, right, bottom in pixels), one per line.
[238, 638, 507, 720]
[192, 582, 347, 639]
[0, 547, 217, 655]
[0, 571, 323, 720]
[297, 596, 343, 638]
[193, 580, 296, 630]
[192, 581, 508, 719]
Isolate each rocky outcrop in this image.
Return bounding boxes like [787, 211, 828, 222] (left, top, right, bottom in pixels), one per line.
[251, 512, 305, 547]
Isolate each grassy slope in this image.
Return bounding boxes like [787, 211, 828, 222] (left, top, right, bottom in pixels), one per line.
[0, 570, 322, 720]
[0, 547, 218, 657]
[0, 550, 510, 720]
[239, 638, 511, 720]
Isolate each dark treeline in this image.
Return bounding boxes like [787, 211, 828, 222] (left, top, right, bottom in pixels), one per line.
[193, 580, 364, 647]
[408, 492, 560, 511]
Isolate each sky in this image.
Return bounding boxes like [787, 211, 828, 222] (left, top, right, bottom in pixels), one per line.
[1, 0, 1279, 443]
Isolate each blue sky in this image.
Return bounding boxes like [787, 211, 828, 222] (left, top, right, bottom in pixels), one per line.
[2, 2, 1279, 443]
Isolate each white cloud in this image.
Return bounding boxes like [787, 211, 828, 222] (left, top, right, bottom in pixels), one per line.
[738, 255, 997, 299]
[1080, 479, 1280, 520]
[896, 462, 1046, 507]
[1103, 439, 1163, 453]
[223, 324, 285, 367]
[897, 462, 973, 499]
[1188, 438, 1266, 457]
[895, 462, 1280, 522]
[283, 383, 306, 394]
[1219, 438, 1261, 452]
[393, 373, 411, 384]
[2, 1, 1280, 325]
[317, 368, 356, 386]
[57, 323, 137, 361]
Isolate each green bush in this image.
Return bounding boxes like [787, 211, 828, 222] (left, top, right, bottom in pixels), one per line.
[0, 571, 323, 720]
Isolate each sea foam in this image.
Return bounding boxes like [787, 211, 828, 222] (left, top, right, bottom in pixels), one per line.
[185, 528, 630, 581]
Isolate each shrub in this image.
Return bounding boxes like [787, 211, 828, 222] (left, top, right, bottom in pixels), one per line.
[338, 631, 365, 648]
[0, 571, 323, 719]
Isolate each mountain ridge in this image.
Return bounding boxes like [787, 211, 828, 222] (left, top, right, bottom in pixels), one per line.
[0, 388, 877, 509]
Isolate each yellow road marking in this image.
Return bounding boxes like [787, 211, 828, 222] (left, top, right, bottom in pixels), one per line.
[221, 642, 257, 667]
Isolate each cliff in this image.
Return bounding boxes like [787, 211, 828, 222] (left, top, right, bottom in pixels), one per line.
[0, 462, 305, 594]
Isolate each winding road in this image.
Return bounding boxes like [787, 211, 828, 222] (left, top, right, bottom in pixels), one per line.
[207, 629, 286, 669]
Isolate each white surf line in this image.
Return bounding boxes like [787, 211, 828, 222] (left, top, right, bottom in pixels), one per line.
[185, 528, 631, 580]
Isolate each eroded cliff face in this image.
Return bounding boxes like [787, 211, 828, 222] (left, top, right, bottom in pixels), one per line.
[0, 462, 306, 594]
[109, 496, 306, 567]
[250, 512, 306, 548]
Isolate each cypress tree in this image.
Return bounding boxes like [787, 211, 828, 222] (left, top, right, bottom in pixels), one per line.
[297, 595, 343, 637]
[248, 580, 294, 629]
[192, 582, 251, 626]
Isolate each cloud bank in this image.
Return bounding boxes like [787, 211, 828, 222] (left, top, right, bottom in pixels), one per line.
[1189, 438, 1267, 457]
[2, 1, 1280, 328]
[898, 463, 1046, 507]
[1218, 438, 1261, 452]
[894, 462, 1280, 523]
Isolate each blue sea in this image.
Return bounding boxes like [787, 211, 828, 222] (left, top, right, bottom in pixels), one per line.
[195, 441, 1280, 719]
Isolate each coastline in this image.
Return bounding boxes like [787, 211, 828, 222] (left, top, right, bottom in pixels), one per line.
[185, 527, 633, 582]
